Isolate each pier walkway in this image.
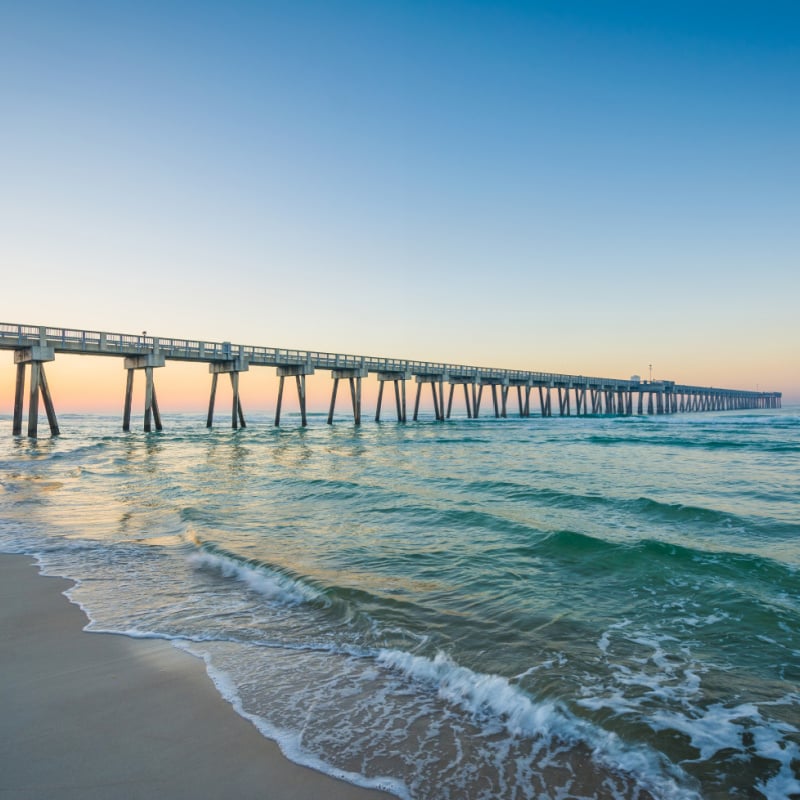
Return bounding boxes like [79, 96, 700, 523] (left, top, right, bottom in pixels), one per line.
[1, 323, 781, 437]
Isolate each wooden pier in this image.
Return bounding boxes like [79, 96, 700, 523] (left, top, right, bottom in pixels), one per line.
[1, 323, 782, 438]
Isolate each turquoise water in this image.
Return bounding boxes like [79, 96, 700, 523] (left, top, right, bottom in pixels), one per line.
[1, 409, 798, 799]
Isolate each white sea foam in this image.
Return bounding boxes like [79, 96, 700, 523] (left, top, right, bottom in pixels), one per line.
[753, 719, 800, 800]
[175, 640, 410, 800]
[652, 702, 761, 761]
[188, 549, 319, 606]
[378, 648, 559, 735]
[597, 618, 631, 653]
[651, 701, 800, 800]
[377, 648, 699, 800]
[678, 611, 730, 627]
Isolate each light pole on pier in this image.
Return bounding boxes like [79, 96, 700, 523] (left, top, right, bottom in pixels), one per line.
[649, 363, 653, 382]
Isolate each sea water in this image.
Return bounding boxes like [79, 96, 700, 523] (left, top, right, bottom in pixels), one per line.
[1, 409, 798, 799]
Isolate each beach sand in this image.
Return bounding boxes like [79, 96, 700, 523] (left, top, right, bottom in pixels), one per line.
[0, 554, 395, 800]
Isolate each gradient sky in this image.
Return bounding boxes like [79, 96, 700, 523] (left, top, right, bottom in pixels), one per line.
[1, 0, 798, 413]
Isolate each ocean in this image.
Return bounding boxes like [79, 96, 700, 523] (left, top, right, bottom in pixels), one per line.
[1, 408, 798, 799]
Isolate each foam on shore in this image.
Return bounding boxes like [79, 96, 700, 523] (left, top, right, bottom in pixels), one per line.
[0, 553, 394, 800]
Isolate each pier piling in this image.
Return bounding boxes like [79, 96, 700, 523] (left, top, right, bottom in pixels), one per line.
[376, 371, 409, 422]
[445, 375, 476, 419]
[328, 367, 367, 424]
[123, 352, 165, 432]
[275, 364, 312, 427]
[207, 356, 249, 429]
[413, 374, 446, 421]
[12, 346, 59, 438]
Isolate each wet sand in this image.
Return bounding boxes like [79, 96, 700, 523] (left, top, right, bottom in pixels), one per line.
[0, 554, 395, 800]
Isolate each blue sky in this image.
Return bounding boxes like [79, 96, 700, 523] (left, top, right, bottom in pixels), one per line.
[1, 1, 798, 403]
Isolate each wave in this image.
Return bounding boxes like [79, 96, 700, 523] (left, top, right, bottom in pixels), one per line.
[185, 532, 439, 651]
[585, 433, 800, 453]
[623, 497, 799, 538]
[528, 528, 797, 578]
[377, 648, 699, 799]
[187, 535, 321, 606]
[453, 479, 798, 539]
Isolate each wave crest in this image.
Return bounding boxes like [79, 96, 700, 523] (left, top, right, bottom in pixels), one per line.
[188, 538, 320, 606]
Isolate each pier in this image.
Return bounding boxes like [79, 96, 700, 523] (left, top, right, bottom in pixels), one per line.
[1, 322, 782, 438]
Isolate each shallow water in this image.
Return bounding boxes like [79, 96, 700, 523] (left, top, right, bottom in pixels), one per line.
[1, 408, 798, 799]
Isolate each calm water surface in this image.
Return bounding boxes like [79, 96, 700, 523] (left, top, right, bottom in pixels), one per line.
[1, 409, 798, 799]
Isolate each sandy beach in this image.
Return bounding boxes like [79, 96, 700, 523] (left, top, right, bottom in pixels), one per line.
[0, 553, 394, 800]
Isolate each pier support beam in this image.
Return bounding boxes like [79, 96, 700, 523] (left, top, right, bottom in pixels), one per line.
[12, 347, 59, 438]
[328, 367, 368, 425]
[375, 370, 410, 422]
[624, 389, 633, 416]
[207, 356, 249, 429]
[537, 385, 552, 417]
[412, 373, 446, 421]
[275, 363, 314, 427]
[574, 385, 587, 416]
[508, 379, 532, 417]
[446, 375, 477, 419]
[475, 377, 508, 419]
[123, 352, 166, 432]
[557, 385, 571, 416]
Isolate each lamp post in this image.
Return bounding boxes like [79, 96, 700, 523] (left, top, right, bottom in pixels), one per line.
[649, 363, 653, 383]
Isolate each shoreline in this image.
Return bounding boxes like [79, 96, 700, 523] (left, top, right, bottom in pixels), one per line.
[0, 553, 395, 800]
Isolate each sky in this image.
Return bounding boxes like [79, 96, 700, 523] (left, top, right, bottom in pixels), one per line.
[1, 0, 798, 414]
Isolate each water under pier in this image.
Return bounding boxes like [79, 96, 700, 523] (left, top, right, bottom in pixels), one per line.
[1, 323, 782, 438]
